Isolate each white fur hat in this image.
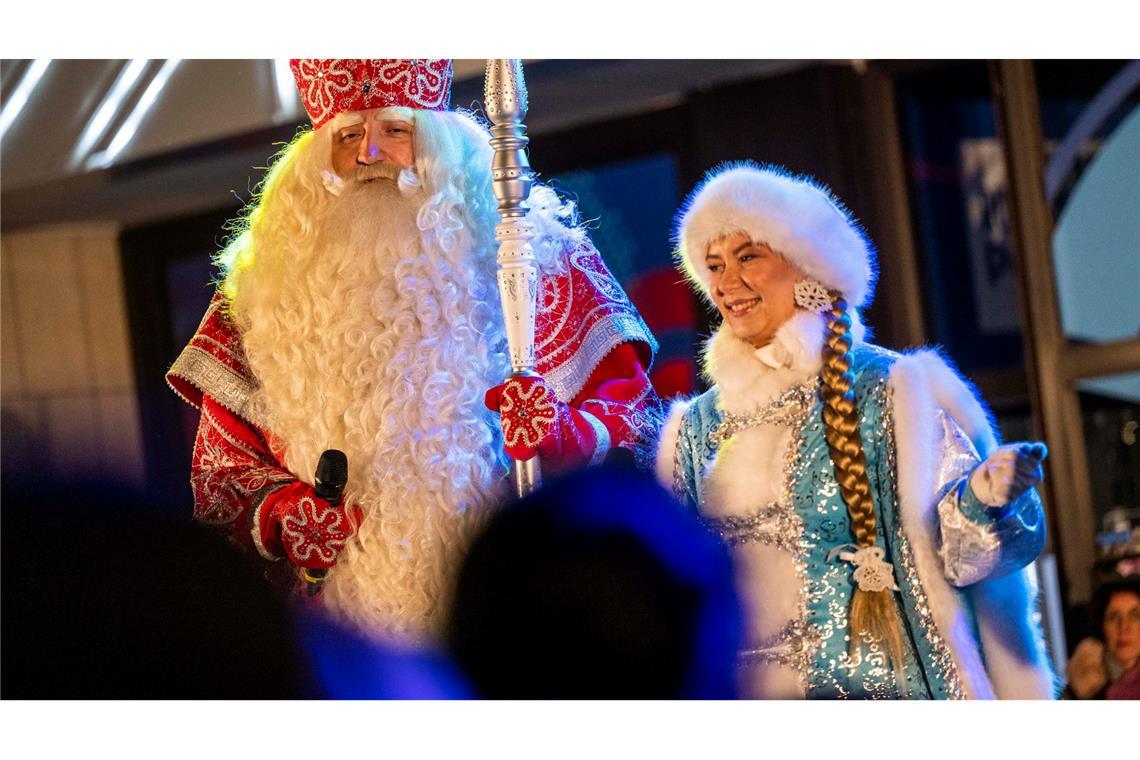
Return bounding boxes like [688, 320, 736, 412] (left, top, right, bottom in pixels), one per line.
[675, 163, 877, 309]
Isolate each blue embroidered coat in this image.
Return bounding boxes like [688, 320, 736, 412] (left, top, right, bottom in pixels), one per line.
[658, 317, 1055, 699]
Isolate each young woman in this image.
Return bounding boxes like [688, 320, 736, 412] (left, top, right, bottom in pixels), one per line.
[657, 163, 1055, 699]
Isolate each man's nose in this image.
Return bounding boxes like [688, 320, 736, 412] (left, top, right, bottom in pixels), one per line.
[357, 131, 384, 165]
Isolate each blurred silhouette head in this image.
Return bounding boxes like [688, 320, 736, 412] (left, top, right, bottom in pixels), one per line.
[1, 476, 316, 698]
[445, 466, 742, 699]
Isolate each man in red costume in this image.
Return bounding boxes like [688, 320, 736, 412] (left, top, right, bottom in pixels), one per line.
[167, 59, 660, 642]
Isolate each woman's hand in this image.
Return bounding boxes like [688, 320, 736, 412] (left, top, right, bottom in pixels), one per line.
[969, 442, 1047, 507]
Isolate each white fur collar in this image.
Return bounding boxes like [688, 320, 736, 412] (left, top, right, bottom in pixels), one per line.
[702, 310, 827, 414]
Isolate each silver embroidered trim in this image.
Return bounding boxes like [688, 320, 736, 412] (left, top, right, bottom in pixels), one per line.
[671, 431, 688, 504]
[738, 618, 822, 671]
[780, 394, 820, 692]
[579, 409, 611, 466]
[169, 344, 267, 428]
[703, 500, 800, 553]
[250, 483, 290, 562]
[192, 405, 290, 526]
[280, 494, 348, 563]
[541, 312, 657, 403]
[708, 379, 819, 446]
[677, 384, 820, 690]
[880, 380, 966, 699]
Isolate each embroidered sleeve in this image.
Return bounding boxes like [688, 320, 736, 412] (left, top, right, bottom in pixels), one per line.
[933, 411, 1046, 587]
[529, 241, 662, 471]
[166, 292, 266, 428]
[534, 242, 658, 403]
[573, 343, 664, 471]
[671, 403, 704, 510]
[191, 395, 295, 551]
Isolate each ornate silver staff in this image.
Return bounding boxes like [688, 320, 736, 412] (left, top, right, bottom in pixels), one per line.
[485, 59, 541, 497]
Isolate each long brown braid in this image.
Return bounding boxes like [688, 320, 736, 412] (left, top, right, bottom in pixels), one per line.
[820, 293, 905, 671]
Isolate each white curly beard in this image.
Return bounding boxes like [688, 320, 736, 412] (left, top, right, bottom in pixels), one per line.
[229, 177, 511, 643]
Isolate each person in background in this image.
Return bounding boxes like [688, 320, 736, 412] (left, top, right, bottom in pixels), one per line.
[1065, 576, 1140, 699]
[445, 465, 742, 698]
[657, 162, 1054, 699]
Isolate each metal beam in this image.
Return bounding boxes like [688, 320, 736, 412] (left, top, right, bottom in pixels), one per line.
[989, 60, 1097, 604]
[1061, 338, 1140, 383]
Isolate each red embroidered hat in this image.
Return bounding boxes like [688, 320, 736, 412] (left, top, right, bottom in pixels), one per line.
[290, 59, 453, 130]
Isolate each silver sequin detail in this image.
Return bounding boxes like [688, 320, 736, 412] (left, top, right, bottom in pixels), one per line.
[881, 381, 966, 699]
[802, 374, 912, 698]
[708, 379, 819, 447]
[738, 618, 821, 671]
[703, 500, 801, 553]
[768, 388, 818, 690]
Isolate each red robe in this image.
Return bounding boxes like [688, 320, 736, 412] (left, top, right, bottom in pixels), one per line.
[167, 243, 661, 559]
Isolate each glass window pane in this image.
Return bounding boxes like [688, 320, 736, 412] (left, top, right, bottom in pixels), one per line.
[1079, 370, 1140, 582]
[897, 63, 1024, 373]
[1036, 61, 1140, 346]
[1051, 106, 1140, 344]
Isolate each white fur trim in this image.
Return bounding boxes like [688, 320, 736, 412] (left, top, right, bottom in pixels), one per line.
[702, 312, 825, 415]
[971, 567, 1055, 698]
[676, 163, 877, 308]
[656, 398, 692, 489]
[890, 352, 994, 699]
[890, 349, 1053, 699]
[579, 409, 611, 467]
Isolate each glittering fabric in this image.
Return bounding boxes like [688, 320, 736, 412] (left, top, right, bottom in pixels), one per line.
[497, 375, 560, 454]
[707, 379, 819, 447]
[670, 345, 1001, 698]
[535, 245, 658, 403]
[276, 487, 354, 568]
[290, 59, 452, 129]
[878, 388, 968, 699]
[674, 378, 820, 692]
[703, 501, 801, 553]
[792, 362, 930, 699]
[190, 397, 293, 536]
[580, 376, 664, 469]
[738, 618, 820, 672]
[933, 412, 1046, 587]
[167, 294, 266, 428]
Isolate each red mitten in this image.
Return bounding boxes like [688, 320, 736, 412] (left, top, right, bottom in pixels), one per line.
[257, 482, 361, 570]
[485, 374, 565, 461]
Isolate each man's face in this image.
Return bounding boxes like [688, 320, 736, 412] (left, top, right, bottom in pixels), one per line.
[706, 232, 805, 349]
[330, 108, 415, 176]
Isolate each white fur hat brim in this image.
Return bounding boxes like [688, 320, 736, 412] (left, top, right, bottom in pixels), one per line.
[674, 162, 877, 309]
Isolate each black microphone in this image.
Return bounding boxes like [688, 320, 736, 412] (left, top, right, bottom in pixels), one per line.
[304, 449, 348, 596]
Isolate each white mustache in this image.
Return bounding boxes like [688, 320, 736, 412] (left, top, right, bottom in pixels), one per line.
[349, 162, 402, 183]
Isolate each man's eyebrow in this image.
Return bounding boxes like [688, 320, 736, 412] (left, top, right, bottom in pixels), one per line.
[731, 240, 754, 256]
[331, 113, 365, 130]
